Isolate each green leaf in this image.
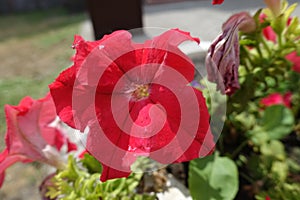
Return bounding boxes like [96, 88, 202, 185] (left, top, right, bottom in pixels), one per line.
[81, 153, 103, 174]
[271, 161, 288, 182]
[247, 127, 269, 146]
[246, 155, 268, 179]
[234, 112, 256, 130]
[58, 155, 82, 181]
[283, 3, 297, 23]
[230, 74, 255, 113]
[271, 14, 285, 35]
[189, 154, 239, 200]
[261, 105, 294, 140]
[239, 39, 256, 46]
[287, 158, 300, 173]
[286, 16, 299, 35]
[46, 155, 156, 200]
[260, 140, 286, 160]
[271, 2, 297, 34]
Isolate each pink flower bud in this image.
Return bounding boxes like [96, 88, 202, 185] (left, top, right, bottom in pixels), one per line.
[286, 51, 300, 73]
[260, 92, 292, 108]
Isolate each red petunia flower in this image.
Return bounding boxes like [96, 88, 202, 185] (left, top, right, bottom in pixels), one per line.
[286, 51, 300, 73]
[260, 92, 292, 108]
[266, 195, 271, 200]
[212, 0, 224, 5]
[50, 29, 215, 181]
[0, 94, 77, 187]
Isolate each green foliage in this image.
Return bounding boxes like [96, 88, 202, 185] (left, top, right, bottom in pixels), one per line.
[81, 153, 102, 174]
[46, 155, 156, 200]
[261, 105, 294, 139]
[256, 183, 300, 200]
[248, 105, 294, 145]
[208, 1, 300, 199]
[189, 153, 239, 200]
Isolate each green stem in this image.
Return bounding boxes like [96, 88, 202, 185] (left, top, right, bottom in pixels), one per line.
[240, 172, 256, 184]
[261, 36, 272, 56]
[256, 45, 263, 59]
[278, 32, 283, 49]
[241, 46, 254, 72]
[244, 58, 252, 73]
[231, 140, 248, 159]
[218, 135, 225, 154]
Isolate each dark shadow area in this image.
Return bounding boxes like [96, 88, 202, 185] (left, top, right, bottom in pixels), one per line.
[0, 0, 86, 14]
[86, 0, 143, 40]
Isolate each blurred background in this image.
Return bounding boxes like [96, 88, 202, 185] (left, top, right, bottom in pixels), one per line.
[0, 0, 299, 199]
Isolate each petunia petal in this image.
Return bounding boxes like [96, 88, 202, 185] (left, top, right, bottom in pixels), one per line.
[212, 0, 224, 5]
[0, 149, 30, 179]
[100, 164, 131, 182]
[149, 86, 213, 163]
[50, 29, 212, 182]
[143, 29, 199, 82]
[0, 94, 72, 187]
[86, 94, 135, 181]
[5, 103, 46, 160]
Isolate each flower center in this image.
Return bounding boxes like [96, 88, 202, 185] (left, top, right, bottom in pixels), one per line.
[132, 84, 150, 100]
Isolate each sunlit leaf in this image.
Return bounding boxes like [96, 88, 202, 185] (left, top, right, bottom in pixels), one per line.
[189, 154, 239, 200]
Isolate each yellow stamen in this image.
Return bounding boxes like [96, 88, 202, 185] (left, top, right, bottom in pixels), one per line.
[132, 84, 150, 100]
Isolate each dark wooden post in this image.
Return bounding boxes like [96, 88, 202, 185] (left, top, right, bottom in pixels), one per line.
[86, 0, 143, 40]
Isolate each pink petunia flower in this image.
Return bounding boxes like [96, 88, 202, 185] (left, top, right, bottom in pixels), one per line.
[286, 51, 300, 73]
[260, 92, 292, 108]
[0, 94, 77, 187]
